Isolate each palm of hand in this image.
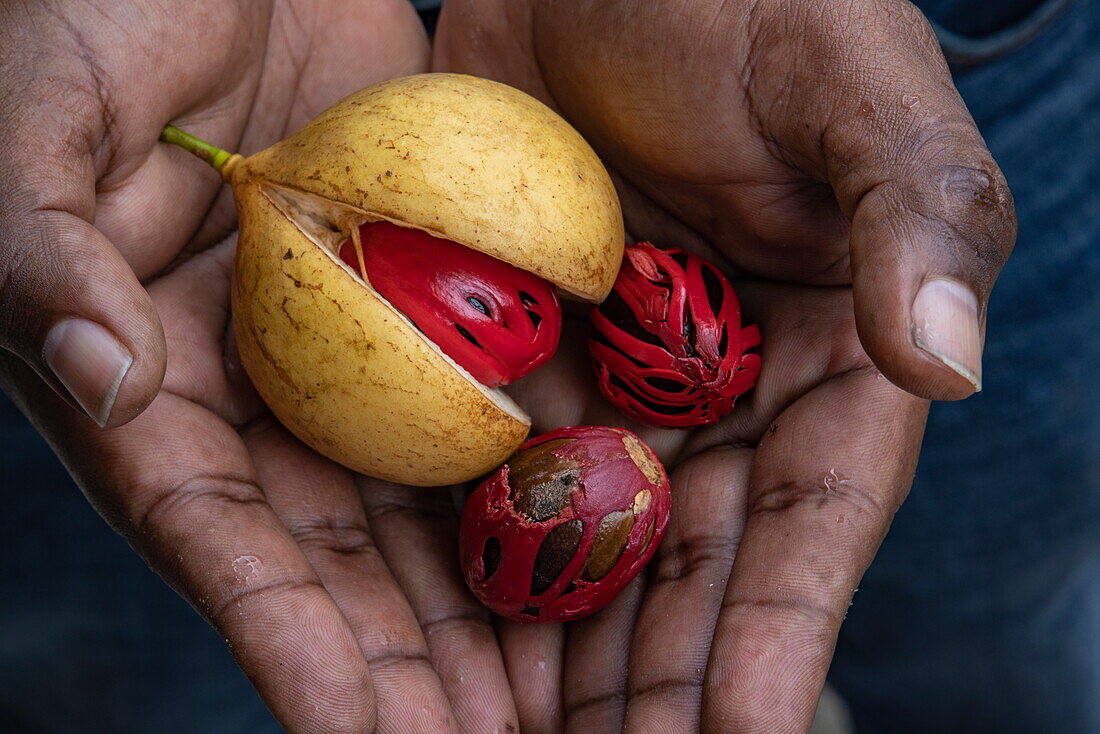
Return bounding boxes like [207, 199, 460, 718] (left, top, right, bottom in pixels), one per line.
[498, 226, 924, 734]
[432, 1, 951, 732]
[0, 0, 1012, 731]
[145, 2, 929, 730]
[2, 1, 534, 732]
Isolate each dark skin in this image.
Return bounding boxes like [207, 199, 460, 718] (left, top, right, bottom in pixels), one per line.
[436, 1, 1015, 732]
[0, 1, 1014, 733]
[1, 2, 521, 732]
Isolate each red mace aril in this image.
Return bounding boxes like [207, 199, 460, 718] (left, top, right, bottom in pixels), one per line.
[589, 242, 761, 428]
[339, 221, 562, 387]
[460, 425, 671, 623]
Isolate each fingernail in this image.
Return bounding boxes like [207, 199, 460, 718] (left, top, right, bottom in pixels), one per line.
[42, 319, 133, 427]
[912, 279, 982, 391]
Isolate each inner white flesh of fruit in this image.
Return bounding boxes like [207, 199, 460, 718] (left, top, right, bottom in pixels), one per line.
[261, 182, 530, 425]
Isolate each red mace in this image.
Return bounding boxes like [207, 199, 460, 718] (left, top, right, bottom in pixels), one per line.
[590, 242, 761, 428]
[459, 425, 671, 623]
[340, 221, 562, 387]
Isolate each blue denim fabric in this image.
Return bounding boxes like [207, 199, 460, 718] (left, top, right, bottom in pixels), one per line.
[830, 1, 1100, 732]
[921, 0, 1047, 37]
[0, 1, 1096, 732]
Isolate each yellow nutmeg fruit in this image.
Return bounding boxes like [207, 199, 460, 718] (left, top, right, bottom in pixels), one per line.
[165, 73, 625, 486]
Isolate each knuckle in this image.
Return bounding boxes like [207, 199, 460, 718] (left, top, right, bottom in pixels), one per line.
[360, 499, 417, 523]
[289, 518, 379, 558]
[566, 689, 627, 718]
[131, 474, 267, 540]
[208, 576, 325, 628]
[749, 478, 891, 526]
[419, 611, 492, 638]
[892, 129, 1018, 270]
[719, 595, 839, 627]
[362, 496, 453, 524]
[629, 675, 705, 704]
[925, 159, 1014, 217]
[366, 650, 433, 671]
[653, 533, 738, 585]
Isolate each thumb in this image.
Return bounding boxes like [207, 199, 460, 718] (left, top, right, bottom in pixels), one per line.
[845, 153, 1014, 400]
[0, 145, 166, 427]
[817, 7, 1017, 400]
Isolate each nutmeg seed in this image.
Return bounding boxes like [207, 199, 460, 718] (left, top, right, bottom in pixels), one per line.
[459, 425, 671, 623]
[508, 439, 582, 521]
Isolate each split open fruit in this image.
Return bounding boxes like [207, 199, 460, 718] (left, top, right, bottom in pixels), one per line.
[163, 74, 624, 486]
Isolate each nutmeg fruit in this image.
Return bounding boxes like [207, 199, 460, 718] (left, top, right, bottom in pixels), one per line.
[459, 425, 671, 623]
[590, 242, 760, 428]
[162, 74, 625, 486]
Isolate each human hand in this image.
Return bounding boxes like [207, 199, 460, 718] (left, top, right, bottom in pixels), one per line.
[0, 2, 523, 731]
[434, 0, 1016, 731]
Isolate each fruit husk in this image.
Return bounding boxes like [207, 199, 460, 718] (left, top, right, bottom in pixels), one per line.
[240, 73, 624, 302]
[218, 73, 624, 486]
[232, 178, 531, 486]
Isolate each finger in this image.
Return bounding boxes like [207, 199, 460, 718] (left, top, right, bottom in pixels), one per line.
[0, 148, 166, 428]
[359, 479, 520, 734]
[8, 371, 377, 734]
[758, 0, 1016, 399]
[0, 9, 245, 426]
[563, 574, 645, 734]
[97, 0, 431, 264]
[622, 448, 752, 733]
[0, 232, 377, 732]
[496, 618, 566, 734]
[702, 369, 927, 733]
[244, 422, 459, 734]
[145, 235, 263, 425]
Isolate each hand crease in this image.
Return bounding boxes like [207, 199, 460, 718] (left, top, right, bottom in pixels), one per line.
[209, 576, 326, 627]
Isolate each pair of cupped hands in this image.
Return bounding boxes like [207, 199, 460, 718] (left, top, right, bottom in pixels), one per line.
[0, 0, 1016, 732]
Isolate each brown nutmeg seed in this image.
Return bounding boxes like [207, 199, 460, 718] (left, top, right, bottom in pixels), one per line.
[532, 519, 584, 595]
[508, 438, 582, 521]
[459, 425, 672, 623]
[581, 510, 635, 582]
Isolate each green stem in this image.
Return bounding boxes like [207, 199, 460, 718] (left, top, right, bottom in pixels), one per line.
[159, 125, 237, 174]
